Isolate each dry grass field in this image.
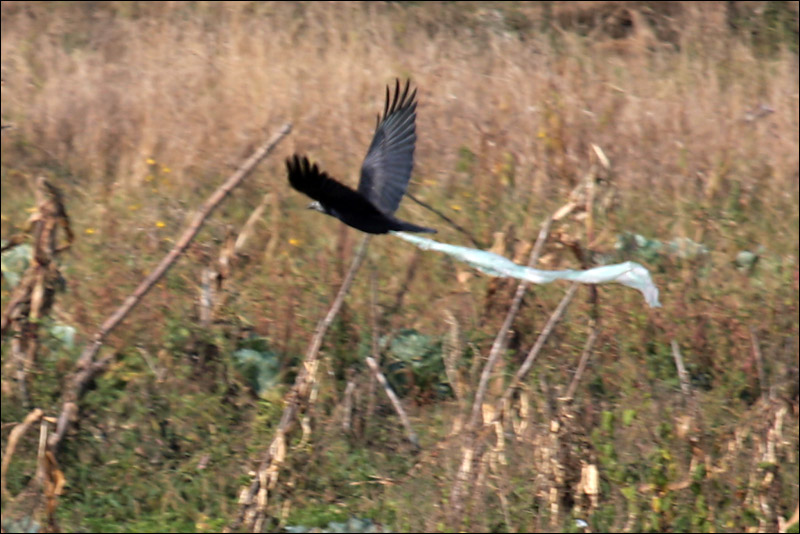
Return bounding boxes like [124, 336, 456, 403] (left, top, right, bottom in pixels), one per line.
[1, 2, 798, 532]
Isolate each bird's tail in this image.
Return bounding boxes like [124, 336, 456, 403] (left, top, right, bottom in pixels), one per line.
[396, 220, 437, 234]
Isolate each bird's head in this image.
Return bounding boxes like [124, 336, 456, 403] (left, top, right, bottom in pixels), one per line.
[307, 201, 325, 213]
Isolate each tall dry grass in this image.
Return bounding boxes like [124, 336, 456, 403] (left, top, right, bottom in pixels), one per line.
[3, 1, 796, 334]
[3, 2, 796, 206]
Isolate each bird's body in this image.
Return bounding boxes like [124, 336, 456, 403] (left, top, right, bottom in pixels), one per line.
[286, 79, 435, 235]
[312, 200, 435, 234]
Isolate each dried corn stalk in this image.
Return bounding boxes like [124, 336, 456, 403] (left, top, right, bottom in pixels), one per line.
[1, 177, 73, 406]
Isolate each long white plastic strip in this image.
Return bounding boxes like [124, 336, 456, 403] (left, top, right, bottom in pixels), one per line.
[392, 232, 661, 308]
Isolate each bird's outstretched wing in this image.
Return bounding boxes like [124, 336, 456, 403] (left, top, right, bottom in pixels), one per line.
[358, 79, 417, 216]
[286, 154, 376, 212]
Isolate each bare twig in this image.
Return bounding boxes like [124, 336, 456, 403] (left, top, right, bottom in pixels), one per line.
[365, 356, 419, 448]
[231, 235, 370, 532]
[362, 266, 421, 447]
[366, 270, 380, 425]
[443, 309, 465, 402]
[199, 267, 215, 327]
[779, 502, 800, 534]
[450, 215, 553, 519]
[342, 372, 356, 433]
[202, 193, 274, 327]
[48, 123, 291, 454]
[298, 236, 370, 391]
[2, 177, 73, 408]
[1, 408, 44, 499]
[386, 248, 421, 317]
[234, 193, 273, 255]
[670, 339, 692, 400]
[497, 283, 579, 411]
[749, 327, 769, 401]
[467, 215, 554, 429]
[563, 323, 601, 402]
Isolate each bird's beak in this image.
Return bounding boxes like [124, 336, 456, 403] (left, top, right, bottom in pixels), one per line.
[307, 201, 324, 213]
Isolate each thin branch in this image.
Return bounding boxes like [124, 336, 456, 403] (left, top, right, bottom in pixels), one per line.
[449, 215, 553, 520]
[231, 235, 370, 532]
[749, 327, 769, 401]
[670, 339, 692, 400]
[467, 215, 553, 430]
[366, 270, 380, 425]
[563, 323, 601, 402]
[364, 250, 418, 447]
[365, 356, 419, 449]
[1, 408, 44, 499]
[341, 373, 356, 433]
[497, 283, 579, 411]
[298, 235, 371, 386]
[48, 123, 292, 453]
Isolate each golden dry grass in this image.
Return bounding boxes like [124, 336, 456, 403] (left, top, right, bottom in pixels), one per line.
[2, 3, 796, 195]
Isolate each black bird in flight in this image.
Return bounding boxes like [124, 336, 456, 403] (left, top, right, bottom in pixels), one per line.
[286, 79, 436, 234]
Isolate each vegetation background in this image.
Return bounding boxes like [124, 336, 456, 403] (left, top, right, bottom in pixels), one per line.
[1, 1, 798, 532]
